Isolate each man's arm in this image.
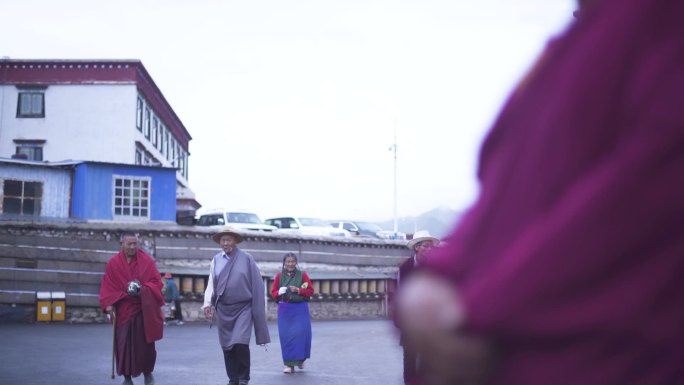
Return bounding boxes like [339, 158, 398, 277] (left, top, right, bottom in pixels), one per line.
[99, 260, 127, 312]
[202, 257, 215, 310]
[250, 257, 270, 345]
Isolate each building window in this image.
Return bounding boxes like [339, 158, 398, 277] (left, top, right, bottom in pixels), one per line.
[152, 117, 159, 147]
[135, 145, 143, 165]
[159, 125, 166, 155]
[16, 145, 43, 161]
[166, 133, 171, 160]
[113, 176, 150, 219]
[2, 179, 42, 215]
[14, 140, 46, 161]
[179, 152, 186, 177]
[144, 107, 151, 139]
[136, 97, 143, 131]
[17, 91, 45, 118]
[170, 138, 176, 163]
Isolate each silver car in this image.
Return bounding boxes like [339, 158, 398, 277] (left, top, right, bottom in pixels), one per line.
[265, 216, 350, 237]
[196, 210, 277, 232]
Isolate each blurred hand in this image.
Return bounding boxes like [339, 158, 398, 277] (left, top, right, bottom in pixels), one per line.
[278, 287, 287, 295]
[203, 306, 214, 320]
[396, 272, 495, 385]
[105, 306, 114, 322]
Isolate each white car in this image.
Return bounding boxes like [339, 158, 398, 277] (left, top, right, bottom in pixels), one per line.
[264, 216, 350, 238]
[196, 210, 277, 232]
[328, 220, 407, 240]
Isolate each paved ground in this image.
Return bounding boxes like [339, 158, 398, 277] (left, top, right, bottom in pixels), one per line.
[0, 319, 404, 385]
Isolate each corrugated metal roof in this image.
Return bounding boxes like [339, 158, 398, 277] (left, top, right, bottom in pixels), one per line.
[0, 157, 175, 171]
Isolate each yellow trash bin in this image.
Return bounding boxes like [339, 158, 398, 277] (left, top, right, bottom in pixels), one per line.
[36, 291, 52, 322]
[51, 291, 66, 321]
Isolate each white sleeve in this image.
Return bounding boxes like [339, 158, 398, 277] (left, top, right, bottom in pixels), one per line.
[202, 257, 215, 309]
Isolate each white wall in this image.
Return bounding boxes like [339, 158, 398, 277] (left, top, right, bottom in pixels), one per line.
[0, 164, 71, 218]
[0, 84, 139, 164]
[0, 83, 190, 188]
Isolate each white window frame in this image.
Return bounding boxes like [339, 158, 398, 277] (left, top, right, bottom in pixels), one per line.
[112, 175, 151, 221]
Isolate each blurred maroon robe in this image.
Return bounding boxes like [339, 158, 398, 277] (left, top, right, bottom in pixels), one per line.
[426, 0, 684, 384]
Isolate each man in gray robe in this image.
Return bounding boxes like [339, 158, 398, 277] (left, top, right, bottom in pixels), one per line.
[203, 227, 270, 385]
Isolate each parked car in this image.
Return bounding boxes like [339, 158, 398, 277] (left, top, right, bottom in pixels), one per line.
[328, 220, 407, 240]
[265, 216, 350, 238]
[196, 210, 277, 232]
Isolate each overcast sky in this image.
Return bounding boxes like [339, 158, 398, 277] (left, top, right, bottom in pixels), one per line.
[1, 0, 575, 223]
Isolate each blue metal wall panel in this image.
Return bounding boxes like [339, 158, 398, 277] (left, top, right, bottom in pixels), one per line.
[70, 164, 88, 219]
[71, 163, 115, 220]
[72, 163, 176, 221]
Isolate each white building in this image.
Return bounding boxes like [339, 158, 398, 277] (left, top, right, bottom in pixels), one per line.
[0, 58, 200, 222]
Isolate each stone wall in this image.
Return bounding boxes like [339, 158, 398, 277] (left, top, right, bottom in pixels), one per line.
[0, 220, 408, 323]
[4, 295, 390, 324]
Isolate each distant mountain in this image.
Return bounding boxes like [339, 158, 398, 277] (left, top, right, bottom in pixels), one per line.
[376, 206, 462, 238]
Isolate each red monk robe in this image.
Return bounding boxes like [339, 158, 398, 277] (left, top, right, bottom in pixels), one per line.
[409, 0, 684, 384]
[100, 249, 164, 377]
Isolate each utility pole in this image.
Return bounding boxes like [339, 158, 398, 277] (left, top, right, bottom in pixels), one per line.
[390, 121, 398, 239]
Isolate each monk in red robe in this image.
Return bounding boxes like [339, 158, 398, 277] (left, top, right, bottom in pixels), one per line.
[100, 232, 164, 385]
[396, 0, 684, 384]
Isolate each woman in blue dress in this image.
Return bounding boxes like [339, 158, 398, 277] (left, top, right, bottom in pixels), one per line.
[271, 253, 314, 374]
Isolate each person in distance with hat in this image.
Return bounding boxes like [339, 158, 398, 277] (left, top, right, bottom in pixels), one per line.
[394, 230, 440, 385]
[202, 227, 270, 385]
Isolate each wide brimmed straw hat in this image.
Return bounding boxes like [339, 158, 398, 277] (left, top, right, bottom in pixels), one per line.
[406, 230, 440, 250]
[212, 226, 244, 244]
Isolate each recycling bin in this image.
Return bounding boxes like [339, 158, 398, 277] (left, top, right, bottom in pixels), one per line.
[51, 291, 66, 321]
[36, 291, 52, 322]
